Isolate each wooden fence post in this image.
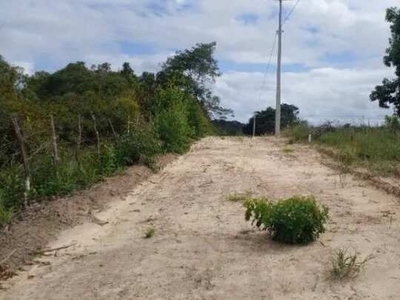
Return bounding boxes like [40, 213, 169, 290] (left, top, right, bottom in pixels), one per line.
[11, 117, 30, 208]
[108, 119, 118, 139]
[50, 115, 59, 166]
[91, 114, 101, 163]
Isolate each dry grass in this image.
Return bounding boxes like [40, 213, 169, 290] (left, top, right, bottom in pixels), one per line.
[330, 248, 374, 280]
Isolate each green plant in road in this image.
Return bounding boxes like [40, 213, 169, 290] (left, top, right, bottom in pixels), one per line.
[144, 227, 156, 239]
[244, 196, 329, 244]
[330, 248, 373, 280]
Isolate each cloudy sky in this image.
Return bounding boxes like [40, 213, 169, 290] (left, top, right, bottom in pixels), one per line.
[1, 0, 399, 123]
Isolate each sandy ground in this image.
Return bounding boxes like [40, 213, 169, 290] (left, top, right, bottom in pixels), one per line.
[2, 137, 400, 300]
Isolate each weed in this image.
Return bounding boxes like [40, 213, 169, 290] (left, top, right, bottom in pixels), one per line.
[144, 227, 156, 239]
[330, 248, 374, 280]
[244, 196, 329, 244]
[226, 192, 251, 202]
[282, 146, 295, 154]
[0, 204, 13, 227]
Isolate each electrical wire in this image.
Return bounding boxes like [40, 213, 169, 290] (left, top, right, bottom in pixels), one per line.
[283, 0, 300, 25]
[255, 32, 278, 110]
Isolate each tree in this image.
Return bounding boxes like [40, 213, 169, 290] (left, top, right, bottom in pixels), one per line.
[243, 104, 299, 135]
[370, 7, 400, 114]
[161, 42, 233, 118]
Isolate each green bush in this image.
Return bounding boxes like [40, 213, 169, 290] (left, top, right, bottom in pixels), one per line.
[0, 191, 14, 226]
[156, 105, 193, 154]
[244, 196, 329, 244]
[285, 122, 311, 142]
[115, 126, 161, 167]
[0, 165, 25, 209]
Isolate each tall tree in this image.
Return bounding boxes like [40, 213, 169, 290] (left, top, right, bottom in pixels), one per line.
[161, 42, 233, 118]
[370, 7, 400, 114]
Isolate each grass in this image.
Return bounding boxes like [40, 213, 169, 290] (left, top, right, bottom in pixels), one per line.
[282, 146, 295, 154]
[0, 204, 13, 227]
[330, 248, 374, 280]
[144, 227, 156, 239]
[226, 192, 252, 202]
[285, 125, 400, 177]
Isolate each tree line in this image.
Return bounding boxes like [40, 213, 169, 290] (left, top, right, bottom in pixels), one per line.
[0, 42, 231, 223]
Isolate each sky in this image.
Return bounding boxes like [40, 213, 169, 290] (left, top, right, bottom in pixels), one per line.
[1, 0, 399, 124]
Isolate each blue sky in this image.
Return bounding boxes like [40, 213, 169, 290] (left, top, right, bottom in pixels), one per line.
[0, 0, 398, 123]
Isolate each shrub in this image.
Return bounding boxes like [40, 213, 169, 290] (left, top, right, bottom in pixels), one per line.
[330, 248, 373, 280]
[115, 125, 161, 167]
[0, 191, 14, 226]
[285, 122, 312, 142]
[244, 196, 329, 244]
[156, 104, 193, 154]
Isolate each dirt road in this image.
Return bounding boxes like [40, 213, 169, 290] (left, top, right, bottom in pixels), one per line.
[2, 137, 400, 300]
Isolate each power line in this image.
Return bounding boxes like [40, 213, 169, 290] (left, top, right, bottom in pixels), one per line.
[253, 32, 278, 137]
[283, 0, 300, 25]
[257, 32, 278, 101]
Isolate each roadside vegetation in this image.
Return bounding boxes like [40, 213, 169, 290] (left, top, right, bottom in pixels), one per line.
[284, 120, 400, 177]
[0, 42, 231, 226]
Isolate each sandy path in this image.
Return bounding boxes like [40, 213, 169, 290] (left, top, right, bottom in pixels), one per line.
[2, 137, 400, 300]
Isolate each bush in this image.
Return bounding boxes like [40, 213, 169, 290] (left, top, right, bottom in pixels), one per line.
[156, 105, 193, 154]
[0, 191, 14, 226]
[115, 125, 161, 167]
[244, 196, 329, 244]
[285, 122, 311, 142]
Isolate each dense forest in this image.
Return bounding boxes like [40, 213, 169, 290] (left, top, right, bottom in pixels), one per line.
[0, 42, 231, 224]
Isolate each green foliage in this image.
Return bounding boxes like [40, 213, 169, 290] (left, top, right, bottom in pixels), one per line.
[0, 42, 221, 217]
[212, 120, 244, 136]
[243, 104, 300, 135]
[244, 196, 329, 244]
[0, 192, 14, 226]
[155, 88, 194, 153]
[285, 124, 400, 176]
[284, 121, 311, 142]
[161, 42, 233, 119]
[330, 249, 374, 280]
[144, 227, 156, 239]
[115, 127, 161, 167]
[385, 115, 400, 131]
[370, 7, 400, 114]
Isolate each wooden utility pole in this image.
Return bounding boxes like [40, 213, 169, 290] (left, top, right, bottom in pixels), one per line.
[275, 0, 283, 136]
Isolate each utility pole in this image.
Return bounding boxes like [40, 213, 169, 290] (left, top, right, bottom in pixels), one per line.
[275, 0, 283, 136]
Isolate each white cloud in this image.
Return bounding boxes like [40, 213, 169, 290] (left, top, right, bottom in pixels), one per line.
[216, 66, 395, 124]
[0, 0, 398, 123]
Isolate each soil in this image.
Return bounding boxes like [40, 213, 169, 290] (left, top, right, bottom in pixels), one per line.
[0, 154, 177, 277]
[1, 137, 400, 300]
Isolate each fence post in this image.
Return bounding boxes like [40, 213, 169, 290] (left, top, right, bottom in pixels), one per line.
[108, 118, 118, 139]
[11, 117, 30, 208]
[50, 114, 59, 166]
[91, 113, 101, 163]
